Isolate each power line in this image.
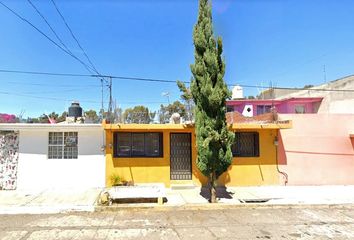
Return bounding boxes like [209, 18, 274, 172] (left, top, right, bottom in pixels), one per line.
[6, 81, 100, 88]
[0, 90, 103, 104]
[95, 74, 189, 84]
[20, 86, 100, 95]
[26, 0, 108, 115]
[0, 90, 166, 105]
[49, 0, 109, 116]
[0, 0, 96, 74]
[50, 0, 101, 76]
[27, 0, 73, 56]
[2, 68, 354, 93]
[0, 68, 187, 83]
[0, 68, 91, 77]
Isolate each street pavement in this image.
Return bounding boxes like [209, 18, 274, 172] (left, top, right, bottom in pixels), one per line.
[1, 207, 354, 239]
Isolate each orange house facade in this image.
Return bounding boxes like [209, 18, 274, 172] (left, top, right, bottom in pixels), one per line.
[103, 121, 292, 187]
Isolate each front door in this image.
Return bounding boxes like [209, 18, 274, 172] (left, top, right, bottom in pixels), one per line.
[170, 133, 192, 180]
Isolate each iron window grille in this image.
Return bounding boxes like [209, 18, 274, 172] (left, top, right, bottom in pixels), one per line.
[48, 132, 78, 159]
[113, 132, 163, 158]
[232, 132, 260, 157]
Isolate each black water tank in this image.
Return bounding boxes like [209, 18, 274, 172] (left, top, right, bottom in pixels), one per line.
[68, 102, 82, 118]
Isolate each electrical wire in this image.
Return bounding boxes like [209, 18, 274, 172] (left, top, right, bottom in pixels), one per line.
[6, 81, 100, 88]
[0, 90, 166, 105]
[27, 0, 73, 56]
[0, 90, 103, 104]
[50, 0, 100, 75]
[0, 0, 96, 74]
[1, 68, 354, 93]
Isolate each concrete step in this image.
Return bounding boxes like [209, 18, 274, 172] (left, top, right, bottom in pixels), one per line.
[170, 183, 196, 190]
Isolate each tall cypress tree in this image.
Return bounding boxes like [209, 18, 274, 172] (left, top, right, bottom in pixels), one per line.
[190, 0, 234, 203]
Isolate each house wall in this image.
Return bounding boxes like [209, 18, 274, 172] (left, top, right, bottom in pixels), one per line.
[105, 126, 281, 187]
[264, 75, 354, 114]
[105, 127, 207, 187]
[16, 128, 105, 190]
[278, 114, 354, 185]
[227, 100, 320, 116]
[219, 129, 280, 186]
[284, 101, 316, 113]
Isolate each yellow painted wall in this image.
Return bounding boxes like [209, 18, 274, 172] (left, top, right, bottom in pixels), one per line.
[219, 129, 280, 186]
[105, 127, 207, 187]
[105, 125, 280, 187]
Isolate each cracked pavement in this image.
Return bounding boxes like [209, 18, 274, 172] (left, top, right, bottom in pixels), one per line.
[1, 206, 354, 239]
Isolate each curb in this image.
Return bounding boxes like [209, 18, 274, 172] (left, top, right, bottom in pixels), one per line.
[95, 202, 354, 212]
[0, 205, 95, 215]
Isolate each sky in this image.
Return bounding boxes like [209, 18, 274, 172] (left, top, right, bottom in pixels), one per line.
[1, 0, 354, 118]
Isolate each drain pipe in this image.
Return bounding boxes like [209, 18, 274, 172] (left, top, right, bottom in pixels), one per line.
[274, 136, 288, 185]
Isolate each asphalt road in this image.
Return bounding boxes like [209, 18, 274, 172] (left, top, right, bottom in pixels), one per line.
[1, 206, 354, 239]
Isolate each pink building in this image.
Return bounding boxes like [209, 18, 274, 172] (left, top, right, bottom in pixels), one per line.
[278, 114, 354, 185]
[226, 97, 323, 116]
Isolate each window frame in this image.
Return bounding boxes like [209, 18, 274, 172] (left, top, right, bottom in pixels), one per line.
[113, 132, 163, 158]
[232, 132, 260, 157]
[256, 105, 272, 115]
[48, 132, 78, 159]
[294, 104, 306, 114]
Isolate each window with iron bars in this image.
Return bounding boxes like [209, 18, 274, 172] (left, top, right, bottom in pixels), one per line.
[48, 132, 78, 159]
[232, 132, 259, 157]
[113, 132, 163, 158]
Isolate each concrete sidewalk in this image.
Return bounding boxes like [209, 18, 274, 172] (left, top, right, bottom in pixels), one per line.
[1, 186, 354, 214]
[0, 188, 101, 214]
[165, 185, 354, 206]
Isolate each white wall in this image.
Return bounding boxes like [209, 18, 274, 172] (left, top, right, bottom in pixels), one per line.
[16, 127, 105, 190]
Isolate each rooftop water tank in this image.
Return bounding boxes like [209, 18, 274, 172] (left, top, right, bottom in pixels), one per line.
[68, 102, 83, 118]
[232, 85, 243, 99]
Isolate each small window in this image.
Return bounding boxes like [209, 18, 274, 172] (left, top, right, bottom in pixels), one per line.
[256, 105, 272, 115]
[48, 132, 78, 159]
[113, 132, 163, 157]
[226, 106, 234, 112]
[295, 105, 305, 114]
[232, 132, 259, 157]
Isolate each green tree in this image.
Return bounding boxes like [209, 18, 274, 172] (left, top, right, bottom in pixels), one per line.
[58, 111, 67, 122]
[113, 107, 123, 123]
[36, 112, 58, 123]
[123, 105, 152, 124]
[189, 0, 234, 203]
[159, 101, 186, 123]
[177, 81, 195, 122]
[85, 109, 99, 123]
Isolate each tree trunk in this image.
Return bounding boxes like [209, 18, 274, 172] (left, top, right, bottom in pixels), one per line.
[210, 172, 217, 203]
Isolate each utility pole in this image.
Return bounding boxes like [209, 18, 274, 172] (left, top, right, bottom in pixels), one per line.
[100, 79, 104, 120]
[108, 77, 113, 123]
[323, 65, 327, 83]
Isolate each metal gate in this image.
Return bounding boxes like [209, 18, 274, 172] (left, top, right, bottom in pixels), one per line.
[170, 133, 192, 180]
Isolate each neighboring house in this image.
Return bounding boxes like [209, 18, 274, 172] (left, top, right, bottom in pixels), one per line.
[277, 114, 354, 185]
[103, 120, 292, 187]
[259, 75, 354, 114]
[226, 97, 323, 117]
[0, 123, 105, 190]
